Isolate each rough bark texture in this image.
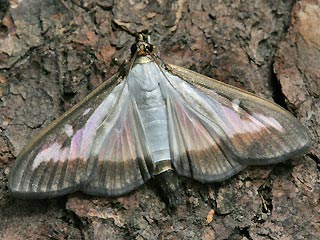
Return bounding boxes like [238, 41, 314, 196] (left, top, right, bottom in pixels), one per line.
[0, 0, 319, 239]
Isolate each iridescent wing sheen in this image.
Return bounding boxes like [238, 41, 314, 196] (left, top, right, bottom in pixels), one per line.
[83, 91, 153, 196]
[167, 90, 245, 182]
[165, 64, 311, 182]
[9, 74, 153, 198]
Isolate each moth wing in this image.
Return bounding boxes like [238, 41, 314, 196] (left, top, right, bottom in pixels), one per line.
[83, 87, 154, 196]
[167, 90, 245, 182]
[165, 64, 310, 182]
[9, 75, 153, 198]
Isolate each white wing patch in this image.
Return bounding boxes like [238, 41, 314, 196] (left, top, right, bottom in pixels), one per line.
[82, 108, 92, 116]
[64, 124, 74, 137]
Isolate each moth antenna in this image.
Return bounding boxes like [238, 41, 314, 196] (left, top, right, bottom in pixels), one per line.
[147, 35, 151, 44]
[135, 33, 144, 43]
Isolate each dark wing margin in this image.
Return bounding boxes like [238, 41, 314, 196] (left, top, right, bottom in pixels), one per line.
[9, 74, 153, 198]
[165, 64, 310, 182]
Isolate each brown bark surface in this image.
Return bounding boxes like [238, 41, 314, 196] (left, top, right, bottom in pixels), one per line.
[0, 0, 319, 239]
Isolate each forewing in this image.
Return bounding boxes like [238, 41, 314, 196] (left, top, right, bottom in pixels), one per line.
[167, 64, 311, 168]
[9, 75, 152, 198]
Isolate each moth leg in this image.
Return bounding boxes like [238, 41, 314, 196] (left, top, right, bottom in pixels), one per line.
[154, 161, 182, 209]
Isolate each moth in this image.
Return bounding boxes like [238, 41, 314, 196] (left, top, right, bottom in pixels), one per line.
[9, 34, 311, 207]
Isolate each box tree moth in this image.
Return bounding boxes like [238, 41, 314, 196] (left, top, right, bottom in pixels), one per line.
[9, 34, 311, 207]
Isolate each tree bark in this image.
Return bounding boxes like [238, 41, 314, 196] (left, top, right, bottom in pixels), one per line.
[0, 0, 319, 239]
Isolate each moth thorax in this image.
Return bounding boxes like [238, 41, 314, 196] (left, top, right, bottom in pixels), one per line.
[134, 55, 153, 64]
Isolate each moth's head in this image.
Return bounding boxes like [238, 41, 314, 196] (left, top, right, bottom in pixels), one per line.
[131, 34, 156, 57]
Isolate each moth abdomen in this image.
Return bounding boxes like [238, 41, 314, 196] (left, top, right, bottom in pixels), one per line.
[155, 170, 182, 209]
